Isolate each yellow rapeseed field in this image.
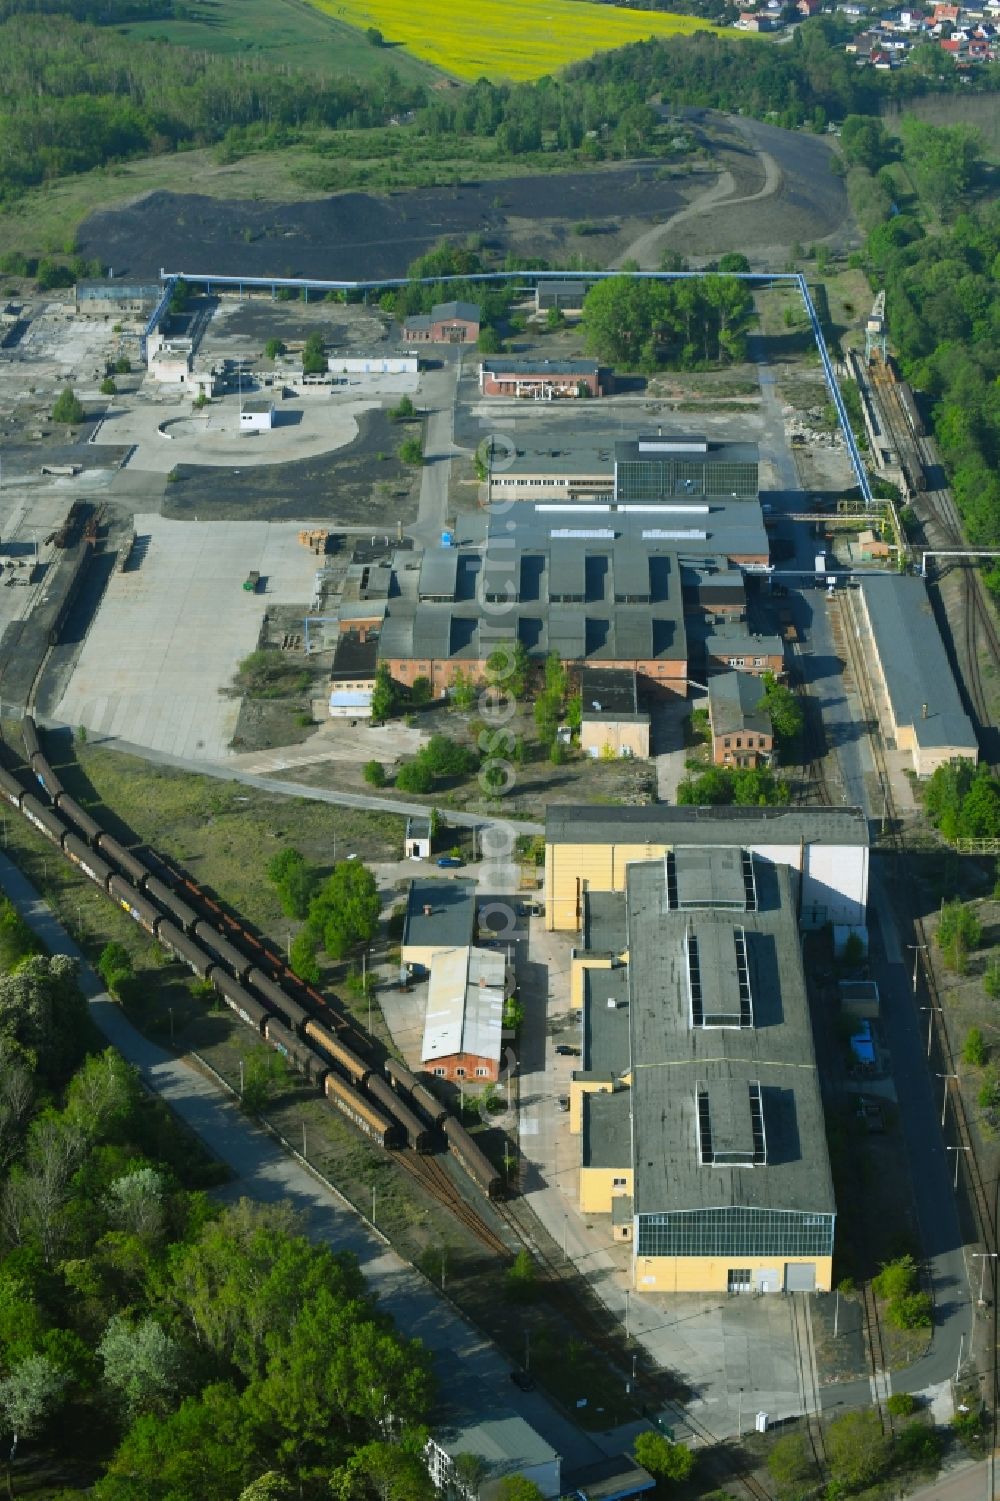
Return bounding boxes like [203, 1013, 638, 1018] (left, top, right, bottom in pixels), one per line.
[306, 0, 724, 81]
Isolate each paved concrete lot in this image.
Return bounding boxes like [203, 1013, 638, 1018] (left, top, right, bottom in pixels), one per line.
[55, 515, 322, 759]
[94, 389, 388, 474]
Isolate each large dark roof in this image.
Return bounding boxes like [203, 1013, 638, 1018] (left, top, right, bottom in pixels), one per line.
[626, 858, 835, 1217]
[402, 879, 476, 951]
[860, 576, 977, 752]
[546, 803, 869, 847]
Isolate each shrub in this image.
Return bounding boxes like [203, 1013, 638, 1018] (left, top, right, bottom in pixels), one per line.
[100, 376, 116, 396]
[399, 436, 424, 466]
[826, 1410, 891, 1490]
[936, 899, 981, 973]
[963, 1027, 987, 1066]
[264, 338, 285, 360]
[886, 1392, 916, 1417]
[886, 1291, 933, 1330]
[114, 356, 131, 375]
[895, 1420, 943, 1470]
[766, 1431, 813, 1489]
[396, 761, 435, 794]
[389, 394, 416, 422]
[873, 1253, 919, 1302]
[504, 1248, 537, 1301]
[632, 1432, 696, 1482]
[52, 388, 84, 424]
[363, 760, 386, 789]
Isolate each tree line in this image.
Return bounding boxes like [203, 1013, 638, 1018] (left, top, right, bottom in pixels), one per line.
[842, 115, 1000, 547]
[565, 20, 998, 132]
[1, 9, 993, 212]
[0, 894, 437, 1498]
[0, 15, 425, 197]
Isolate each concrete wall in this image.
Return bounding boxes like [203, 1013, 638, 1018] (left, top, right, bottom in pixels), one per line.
[581, 719, 651, 759]
[546, 839, 869, 932]
[633, 1254, 833, 1294]
[424, 1052, 500, 1083]
[579, 1166, 633, 1213]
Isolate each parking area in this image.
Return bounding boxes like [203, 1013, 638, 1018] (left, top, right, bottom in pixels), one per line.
[53, 514, 324, 760]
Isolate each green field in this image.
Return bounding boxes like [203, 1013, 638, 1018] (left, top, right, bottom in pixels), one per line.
[118, 0, 441, 81]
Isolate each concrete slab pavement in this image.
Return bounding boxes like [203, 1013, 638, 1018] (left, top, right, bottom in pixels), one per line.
[54, 515, 324, 760]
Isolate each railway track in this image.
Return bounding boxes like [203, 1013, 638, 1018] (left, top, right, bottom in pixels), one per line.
[789, 1293, 827, 1470]
[866, 354, 999, 741]
[837, 587, 999, 1425]
[861, 1281, 891, 1434]
[396, 1150, 511, 1259]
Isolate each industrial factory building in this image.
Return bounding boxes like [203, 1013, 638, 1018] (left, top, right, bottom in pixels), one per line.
[570, 847, 835, 1294]
[856, 576, 978, 776]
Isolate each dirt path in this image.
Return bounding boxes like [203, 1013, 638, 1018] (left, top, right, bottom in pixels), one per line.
[614, 150, 782, 269]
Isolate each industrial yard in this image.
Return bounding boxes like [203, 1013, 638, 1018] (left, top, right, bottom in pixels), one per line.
[0, 254, 997, 1501]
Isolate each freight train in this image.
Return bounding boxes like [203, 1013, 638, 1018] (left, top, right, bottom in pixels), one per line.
[7, 720, 503, 1193]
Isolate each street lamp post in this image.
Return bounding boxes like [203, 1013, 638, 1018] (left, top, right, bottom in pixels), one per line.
[971, 1251, 997, 1305]
[238, 1057, 244, 1097]
[907, 943, 927, 995]
[937, 1072, 958, 1128]
[947, 1144, 970, 1190]
[920, 1005, 942, 1058]
[624, 1288, 630, 1341]
[737, 1388, 744, 1439]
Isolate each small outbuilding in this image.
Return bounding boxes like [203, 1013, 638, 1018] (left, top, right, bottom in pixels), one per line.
[580, 668, 650, 759]
[403, 300, 481, 344]
[405, 814, 432, 860]
[239, 397, 274, 432]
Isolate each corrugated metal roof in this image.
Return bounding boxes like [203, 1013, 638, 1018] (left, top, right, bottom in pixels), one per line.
[421, 945, 504, 1064]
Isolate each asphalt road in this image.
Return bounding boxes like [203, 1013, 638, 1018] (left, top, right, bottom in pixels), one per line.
[0, 851, 618, 1473]
[752, 336, 975, 1417]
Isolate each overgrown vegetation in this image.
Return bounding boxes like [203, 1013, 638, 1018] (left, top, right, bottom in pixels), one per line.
[923, 760, 1000, 842]
[582, 272, 753, 370]
[677, 764, 790, 806]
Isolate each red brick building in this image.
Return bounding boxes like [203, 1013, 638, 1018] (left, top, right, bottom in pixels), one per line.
[420, 946, 506, 1084]
[707, 671, 774, 768]
[479, 358, 610, 399]
[403, 300, 480, 344]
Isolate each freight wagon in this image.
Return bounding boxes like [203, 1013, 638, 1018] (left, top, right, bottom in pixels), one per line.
[212, 970, 268, 1032]
[193, 920, 253, 983]
[384, 1056, 448, 1128]
[248, 968, 309, 1032]
[156, 920, 215, 979]
[442, 1116, 503, 1200]
[366, 1074, 433, 1153]
[303, 1017, 370, 1087]
[264, 1017, 327, 1084]
[323, 1071, 400, 1149]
